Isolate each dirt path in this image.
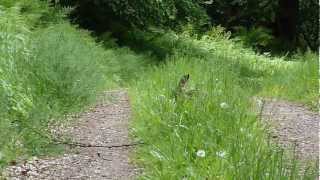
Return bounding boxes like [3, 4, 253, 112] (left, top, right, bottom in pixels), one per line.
[261, 99, 319, 162]
[4, 90, 139, 180]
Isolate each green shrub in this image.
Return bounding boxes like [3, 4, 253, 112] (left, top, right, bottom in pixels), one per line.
[0, 0, 65, 27]
[58, 0, 208, 30]
[27, 23, 108, 111]
[233, 26, 275, 52]
[0, 7, 111, 167]
[0, 4, 154, 167]
[0, 5, 35, 167]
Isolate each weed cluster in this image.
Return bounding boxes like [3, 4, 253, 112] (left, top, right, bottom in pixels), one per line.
[0, 6, 105, 166]
[128, 27, 318, 179]
[129, 58, 318, 179]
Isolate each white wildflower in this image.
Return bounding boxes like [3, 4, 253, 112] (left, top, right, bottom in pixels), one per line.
[220, 102, 229, 109]
[15, 140, 23, 147]
[216, 151, 226, 158]
[196, 149, 206, 158]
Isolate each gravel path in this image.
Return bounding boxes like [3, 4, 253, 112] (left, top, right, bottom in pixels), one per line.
[3, 93, 319, 179]
[4, 90, 139, 180]
[261, 99, 319, 162]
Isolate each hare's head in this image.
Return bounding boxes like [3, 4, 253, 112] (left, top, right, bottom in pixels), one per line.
[179, 74, 190, 87]
[184, 74, 190, 80]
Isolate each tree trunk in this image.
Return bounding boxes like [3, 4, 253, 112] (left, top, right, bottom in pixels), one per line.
[276, 0, 299, 48]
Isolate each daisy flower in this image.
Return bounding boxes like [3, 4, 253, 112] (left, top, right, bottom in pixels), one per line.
[220, 102, 229, 109]
[196, 149, 206, 158]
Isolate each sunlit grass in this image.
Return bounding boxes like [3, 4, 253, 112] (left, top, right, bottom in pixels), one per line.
[127, 28, 318, 179]
[129, 54, 318, 179]
[260, 52, 318, 109]
[0, 6, 153, 168]
[0, 7, 115, 167]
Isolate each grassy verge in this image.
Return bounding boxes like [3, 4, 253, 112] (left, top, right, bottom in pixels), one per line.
[128, 28, 318, 179]
[0, 5, 151, 169]
[129, 59, 318, 179]
[0, 7, 108, 166]
[127, 27, 318, 108]
[260, 52, 318, 109]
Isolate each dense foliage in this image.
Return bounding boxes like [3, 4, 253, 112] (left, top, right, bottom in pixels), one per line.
[0, 6, 107, 165]
[58, 0, 208, 31]
[0, 0, 64, 26]
[298, 0, 319, 50]
[58, 0, 318, 51]
[205, 0, 319, 51]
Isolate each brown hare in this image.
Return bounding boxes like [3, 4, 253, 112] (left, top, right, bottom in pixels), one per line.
[173, 74, 192, 100]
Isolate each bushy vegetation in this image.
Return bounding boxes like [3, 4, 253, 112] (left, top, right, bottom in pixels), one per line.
[58, 0, 208, 32]
[58, 0, 318, 52]
[0, 4, 149, 168]
[0, 6, 106, 166]
[0, 0, 65, 26]
[128, 28, 318, 179]
[205, 0, 319, 51]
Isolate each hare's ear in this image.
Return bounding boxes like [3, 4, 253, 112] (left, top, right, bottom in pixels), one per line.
[186, 74, 190, 80]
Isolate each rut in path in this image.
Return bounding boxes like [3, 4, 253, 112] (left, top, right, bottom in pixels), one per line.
[4, 90, 139, 180]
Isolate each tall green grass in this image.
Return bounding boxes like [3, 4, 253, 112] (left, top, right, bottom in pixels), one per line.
[261, 52, 318, 109]
[127, 26, 318, 107]
[0, 6, 35, 166]
[128, 27, 318, 179]
[0, 4, 154, 169]
[0, 6, 110, 168]
[129, 57, 318, 179]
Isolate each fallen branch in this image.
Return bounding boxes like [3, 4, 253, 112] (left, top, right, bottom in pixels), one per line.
[53, 140, 144, 149]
